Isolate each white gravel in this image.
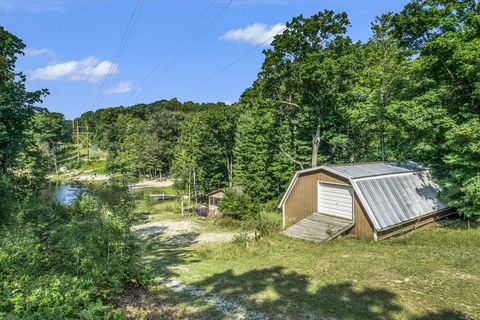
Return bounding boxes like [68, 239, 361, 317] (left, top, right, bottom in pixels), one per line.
[132, 220, 236, 244]
[132, 221, 196, 237]
[161, 278, 269, 320]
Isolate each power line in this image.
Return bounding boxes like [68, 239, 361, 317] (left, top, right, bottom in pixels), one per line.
[179, 29, 284, 99]
[94, 0, 144, 108]
[92, 0, 144, 109]
[122, 0, 218, 106]
[128, 0, 233, 106]
[178, 2, 322, 100]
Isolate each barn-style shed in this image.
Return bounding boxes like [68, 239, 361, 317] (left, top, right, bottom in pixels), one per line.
[279, 162, 453, 241]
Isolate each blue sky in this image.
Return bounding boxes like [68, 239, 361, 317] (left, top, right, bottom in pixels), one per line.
[1, 0, 408, 119]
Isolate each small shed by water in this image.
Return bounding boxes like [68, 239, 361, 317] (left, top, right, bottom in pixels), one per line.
[207, 189, 225, 217]
[279, 162, 453, 241]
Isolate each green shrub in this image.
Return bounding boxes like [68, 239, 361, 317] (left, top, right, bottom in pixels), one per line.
[232, 232, 253, 248]
[262, 199, 281, 213]
[218, 189, 259, 220]
[0, 193, 140, 319]
[0, 227, 128, 319]
[253, 212, 282, 238]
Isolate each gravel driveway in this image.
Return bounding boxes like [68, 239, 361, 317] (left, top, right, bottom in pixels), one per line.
[132, 220, 235, 244]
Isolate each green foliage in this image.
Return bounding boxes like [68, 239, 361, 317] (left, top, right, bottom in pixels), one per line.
[218, 189, 260, 220]
[253, 212, 282, 238]
[390, 0, 480, 216]
[0, 27, 48, 174]
[32, 111, 71, 172]
[0, 193, 139, 318]
[231, 232, 253, 249]
[233, 100, 290, 201]
[442, 118, 480, 217]
[0, 25, 137, 320]
[0, 26, 49, 222]
[172, 105, 238, 196]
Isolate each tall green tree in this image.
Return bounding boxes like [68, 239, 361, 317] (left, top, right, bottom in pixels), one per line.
[0, 27, 48, 173]
[350, 13, 410, 161]
[32, 112, 70, 172]
[0, 26, 48, 220]
[392, 0, 480, 216]
[172, 104, 238, 199]
[234, 100, 288, 201]
[238, 10, 366, 199]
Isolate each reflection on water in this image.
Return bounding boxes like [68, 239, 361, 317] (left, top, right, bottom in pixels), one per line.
[43, 183, 90, 204]
[44, 182, 167, 206]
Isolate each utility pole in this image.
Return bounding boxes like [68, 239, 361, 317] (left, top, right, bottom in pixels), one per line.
[86, 126, 90, 161]
[76, 122, 80, 161]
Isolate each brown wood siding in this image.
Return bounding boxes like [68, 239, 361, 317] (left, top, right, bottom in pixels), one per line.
[284, 169, 349, 227]
[284, 168, 375, 238]
[351, 195, 374, 237]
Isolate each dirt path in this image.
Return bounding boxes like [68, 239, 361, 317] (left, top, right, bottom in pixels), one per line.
[130, 220, 267, 319]
[161, 278, 268, 320]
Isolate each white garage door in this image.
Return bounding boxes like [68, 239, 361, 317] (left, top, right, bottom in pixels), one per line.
[318, 182, 353, 219]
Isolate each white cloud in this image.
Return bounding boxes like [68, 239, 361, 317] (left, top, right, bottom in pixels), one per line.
[30, 57, 118, 82]
[106, 81, 133, 94]
[24, 48, 55, 57]
[221, 23, 286, 46]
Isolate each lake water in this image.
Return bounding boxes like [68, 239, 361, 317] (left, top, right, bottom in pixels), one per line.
[43, 182, 165, 205]
[43, 183, 93, 204]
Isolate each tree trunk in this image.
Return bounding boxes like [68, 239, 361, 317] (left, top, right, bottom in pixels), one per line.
[226, 157, 233, 187]
[188, 171, 191, 208]
[193, 167, 198, 207]
[311, 125, 320, 168]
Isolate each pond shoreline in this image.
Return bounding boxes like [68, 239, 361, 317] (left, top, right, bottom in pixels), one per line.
[44, 179, 175, 205]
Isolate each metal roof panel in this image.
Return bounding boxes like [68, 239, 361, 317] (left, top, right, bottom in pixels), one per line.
[352, 171, 448, 230]
[328, 162, 414, 179]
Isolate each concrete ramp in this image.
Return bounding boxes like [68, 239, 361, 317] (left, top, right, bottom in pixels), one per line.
[283, 213, 354, 242]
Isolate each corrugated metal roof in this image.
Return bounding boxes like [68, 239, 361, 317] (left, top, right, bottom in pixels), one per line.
[351, 171, 448, 230]
[327, 162, 414, 179]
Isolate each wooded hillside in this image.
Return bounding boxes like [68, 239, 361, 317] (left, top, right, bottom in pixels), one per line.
[76, 0, 479, 217]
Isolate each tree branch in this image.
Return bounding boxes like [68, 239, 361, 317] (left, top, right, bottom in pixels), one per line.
[278, 144, 304, 170]
[273, 100, 301, 108]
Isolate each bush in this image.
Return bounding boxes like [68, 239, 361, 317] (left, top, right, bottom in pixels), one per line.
[218, 189, 259, 220]
[0, 227, 127, 319]
[231, 232, 253, 248]
[0, 193, 140, 319]
[253, 212, 282, 238]
[262, 199, 282, 213]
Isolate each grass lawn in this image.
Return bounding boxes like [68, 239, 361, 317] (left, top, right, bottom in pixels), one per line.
[138, 213, 479, 320]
